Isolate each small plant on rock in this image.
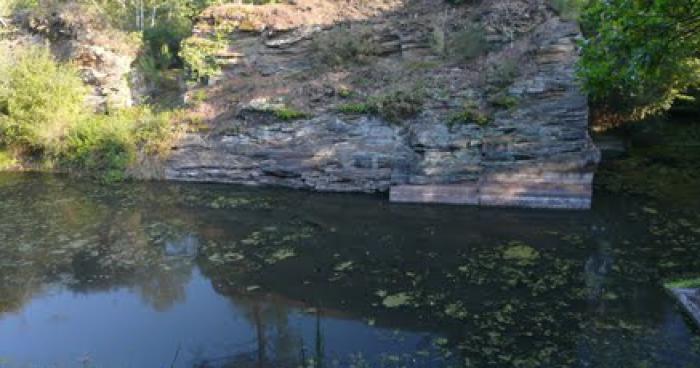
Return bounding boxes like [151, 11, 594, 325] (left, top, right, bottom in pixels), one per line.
[449, 25, 489, 62]
[447, 102, 491, 127]
[310, 24, 380, 67]
[486, 59, 520, 89]
[370, 89, 425, 124]
[488, 93, 519, 109]
[338, 102, 375, 115]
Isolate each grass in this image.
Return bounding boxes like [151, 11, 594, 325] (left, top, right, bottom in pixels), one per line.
[272, 107, 307, 121]
[664, 277, 700, 289]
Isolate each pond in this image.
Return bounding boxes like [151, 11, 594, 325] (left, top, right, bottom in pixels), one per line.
[1, 121, 700, 367]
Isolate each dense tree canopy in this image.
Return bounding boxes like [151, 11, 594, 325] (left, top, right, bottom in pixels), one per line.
[578, 0, 700, 120]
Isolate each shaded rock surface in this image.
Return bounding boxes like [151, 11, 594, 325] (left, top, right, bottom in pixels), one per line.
[165, 0, 600, 208]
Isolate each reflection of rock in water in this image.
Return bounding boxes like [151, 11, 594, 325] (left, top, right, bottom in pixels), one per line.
[165, 234, 200, 258]
[668, 288, 700, 329]
[584, 240, 613, 301]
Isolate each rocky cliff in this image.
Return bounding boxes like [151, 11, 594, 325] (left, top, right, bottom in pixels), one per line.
[1, 4, 143, 111]
[165, 0, 599, 209]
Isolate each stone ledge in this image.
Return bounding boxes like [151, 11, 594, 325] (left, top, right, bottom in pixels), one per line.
[389, 174, 594, 209]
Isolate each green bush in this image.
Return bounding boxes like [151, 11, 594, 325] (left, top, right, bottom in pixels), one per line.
[180, 36, 227, 81]
[310, 24, 380, 67]
[63, 114, 135, 182]
[62, 107, 175, 182]
[487, 59, 519, 89]
[372, 89, 425, 123]
[447, 104, 491, 127]
[449, 25, 488, 62]
[0, 46, 88, 154]
[578, 0, 700, 121]
[0, 44, 178, 181]
[142, 19, 192, 69]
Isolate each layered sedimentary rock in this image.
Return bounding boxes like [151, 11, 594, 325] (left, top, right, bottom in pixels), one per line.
[166, 0, 600, 209]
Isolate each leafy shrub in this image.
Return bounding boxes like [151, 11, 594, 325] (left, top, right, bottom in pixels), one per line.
[486, 59, 519, 89]
[310, 24, 380, 67]
[180, 36, 227, 81]
[579, 0, 700, 121]
[143, 18, 192, 69]
[62, 107, 176, 182]
[448, 104, 491, 127]
[0, 46, 88, 154]
[449, 25, 488, 62]
[63, 114, 135, 182]
[370, 89, 425, 123]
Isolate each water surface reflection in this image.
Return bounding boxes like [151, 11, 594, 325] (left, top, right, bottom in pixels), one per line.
[0, 173, 699, 367]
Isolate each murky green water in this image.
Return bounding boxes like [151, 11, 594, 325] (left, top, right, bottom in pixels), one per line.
[1, 123, 700, 367]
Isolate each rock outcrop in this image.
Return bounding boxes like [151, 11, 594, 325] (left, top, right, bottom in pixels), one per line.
[1, 4, 144, 111]
[165, 0, 600, 209]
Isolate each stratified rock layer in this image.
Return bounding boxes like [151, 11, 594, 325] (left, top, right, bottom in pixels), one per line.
[166, 0, 600, 209]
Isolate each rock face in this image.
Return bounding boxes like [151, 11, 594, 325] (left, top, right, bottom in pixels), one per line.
[2, 4, 144, 111]
[166, 0, 600, 209]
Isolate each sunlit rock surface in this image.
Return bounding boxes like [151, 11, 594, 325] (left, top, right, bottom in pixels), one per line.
[162, 0, 600, 209]
[1, 4, 144, 111]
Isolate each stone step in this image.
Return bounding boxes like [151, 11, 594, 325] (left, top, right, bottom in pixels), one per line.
[482, 171, 594, 185]
[479, 181, 591, 198]
[390, 175, 594, 209]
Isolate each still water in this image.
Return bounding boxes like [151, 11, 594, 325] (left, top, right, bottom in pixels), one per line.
[1, 134, 700, 367]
